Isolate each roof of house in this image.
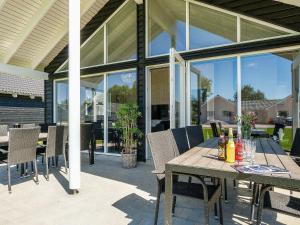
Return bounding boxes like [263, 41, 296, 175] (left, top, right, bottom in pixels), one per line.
[0, 72, 44, 98]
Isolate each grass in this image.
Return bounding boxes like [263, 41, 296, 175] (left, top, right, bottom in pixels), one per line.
[203, 127, 292, 151]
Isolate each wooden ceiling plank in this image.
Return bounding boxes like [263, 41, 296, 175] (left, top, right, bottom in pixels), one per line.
[31, 0, 100, 69]
[1, 0, 56, 64]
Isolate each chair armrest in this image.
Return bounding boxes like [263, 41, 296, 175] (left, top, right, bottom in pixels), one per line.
[152, 169, 165, 174]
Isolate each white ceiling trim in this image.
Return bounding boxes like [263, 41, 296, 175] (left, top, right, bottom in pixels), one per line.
[31, 0, 98, 70]
[0, 0, 57, 64]
[275, 0, 300, 7]
[0, 63, 48, 80]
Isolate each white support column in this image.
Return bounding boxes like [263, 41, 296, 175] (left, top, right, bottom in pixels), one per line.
[68, 0, 81, 191]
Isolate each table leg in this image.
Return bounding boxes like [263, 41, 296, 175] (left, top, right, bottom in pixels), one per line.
[250, 183, 258, 223]
[164, 167, 173, 225]
[256, 185, 273, 225]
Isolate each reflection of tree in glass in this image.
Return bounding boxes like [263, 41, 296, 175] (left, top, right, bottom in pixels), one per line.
[191, 76, 212, 124]
[108, 81, 137, 104]
[234, 84, 265, 101]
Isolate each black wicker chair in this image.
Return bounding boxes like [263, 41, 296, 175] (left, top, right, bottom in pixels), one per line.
[147, 130, 223, 225]
[185, 125, 204, 148]
[169, 128, 189, 155]
[210, 122, 219, 137]
[289, 128, 300, 166]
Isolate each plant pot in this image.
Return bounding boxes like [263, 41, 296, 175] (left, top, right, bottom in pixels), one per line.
[121, 149, 137, 168]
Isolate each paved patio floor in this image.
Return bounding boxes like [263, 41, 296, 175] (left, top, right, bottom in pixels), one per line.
[0, 153, 299, 225]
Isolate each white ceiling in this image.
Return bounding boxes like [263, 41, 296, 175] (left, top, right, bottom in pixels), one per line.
[0, 0, 109, 71]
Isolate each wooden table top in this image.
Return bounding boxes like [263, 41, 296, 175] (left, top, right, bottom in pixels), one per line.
[167, 138, 300, 191]
[0, 133, 48, 145]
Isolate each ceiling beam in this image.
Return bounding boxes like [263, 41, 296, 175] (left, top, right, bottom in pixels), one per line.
[275, 0, 300, 7]
[1, 0, 56, 64]
[31, 0, 99, 70]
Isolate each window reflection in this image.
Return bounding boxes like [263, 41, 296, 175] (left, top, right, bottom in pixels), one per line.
[148, 0, 186, 56]
[107, 70, 137, 153]
[190, 58, 237, 127]
[189, 3, 237, 50]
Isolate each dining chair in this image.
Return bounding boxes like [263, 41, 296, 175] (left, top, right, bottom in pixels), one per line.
[39, 126, 68, 180]
[185, 125, 204, 148]
[147, 130, 223, 225]
[169, 128, 189, 155]
[81, 123, 93, 163]
[0, 125, 8, 136]
[210, 122, 219, 137]
[289, 128, 300, 166]
[272, 123, 285, 139]
[2, 127, 40, 193]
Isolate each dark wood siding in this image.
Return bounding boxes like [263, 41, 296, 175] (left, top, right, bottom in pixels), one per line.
[0, 94, 44, 126]
[44, 79, 53, 123]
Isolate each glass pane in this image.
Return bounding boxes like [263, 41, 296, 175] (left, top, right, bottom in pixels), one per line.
[55, 80, 69, 124]
[81, 28, 104, 67]
[190, 58, 237, 139]
[81, 75, 105, 152]
[107, 0, 137, 63]
[241, 51, 298, 150]
[148, 0, 186, 56]
[190, 3, 237, 50]
[58, 28, 104, 71]
[174, 63, 184, 128]
[241, 19, 289, 42]
[107, 70, 137, 153]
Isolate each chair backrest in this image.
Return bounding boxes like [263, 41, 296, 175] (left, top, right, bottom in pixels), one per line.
[8, 127, 40, 165]
[81, 123, 92, 150]
[0, 125, 8, 136]
[22, 124, 35, 128]
[186, 125, 204, 148]
[46, 125, 67, 157]
[169, 128, 189, 155]
[210, 122, 219, 137]
[273, 123, 285, 138]
[291, 128, 300, 157]
[147, 131, 177, 175]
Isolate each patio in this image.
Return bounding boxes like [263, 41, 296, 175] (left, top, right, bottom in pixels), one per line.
[0, 153, 299, 225]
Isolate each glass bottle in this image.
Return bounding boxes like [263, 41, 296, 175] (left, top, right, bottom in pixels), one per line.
[226, 128, 235, 163]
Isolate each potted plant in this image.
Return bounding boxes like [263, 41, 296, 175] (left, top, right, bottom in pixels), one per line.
[235, 112, 257, 139]
[116, 103, 143, 168]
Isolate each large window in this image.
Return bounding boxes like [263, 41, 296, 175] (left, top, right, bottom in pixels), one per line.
[107, 70, 137, 153]
[241, 51, 299, 149]
[107, 0, 137, 63]
[55, 80, 69, 124]
[148, 0, 186, 56]
[147, 0, 294, 57]
[57, 0, 137, 72]
[54, 69, 136, 154]
[190, 58, 237, 126]
[189, 3, 237, 50]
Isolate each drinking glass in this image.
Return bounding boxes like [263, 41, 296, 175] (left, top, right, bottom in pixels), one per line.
[243, 139, 251, 162]
[250, 140, 256, 165]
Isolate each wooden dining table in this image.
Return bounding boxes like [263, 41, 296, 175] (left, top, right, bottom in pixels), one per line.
[164, 138, 300, 225]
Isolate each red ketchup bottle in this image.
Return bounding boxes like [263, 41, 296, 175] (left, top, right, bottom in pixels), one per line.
[235, 136, 243, 163]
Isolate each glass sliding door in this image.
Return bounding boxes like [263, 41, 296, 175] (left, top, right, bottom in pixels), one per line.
[55, 80, 69, 124]
[107, 70, 137, 154]
[292, 51, 300, 137]
[189, 58, 237, 139]
[81, 75, 105, 152]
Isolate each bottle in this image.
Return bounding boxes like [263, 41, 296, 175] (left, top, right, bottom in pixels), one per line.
[226, 128, 235, 163]
[235, 135, 243, 162]
[218, 133, 226, 160]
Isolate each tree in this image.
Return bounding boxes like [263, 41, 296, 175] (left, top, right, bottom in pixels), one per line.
[234, 85, 266, 101]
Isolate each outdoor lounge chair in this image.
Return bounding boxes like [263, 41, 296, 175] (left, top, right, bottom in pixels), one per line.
[147, 130, 223, 225]
[185, 125, 204, 148]
[1, 127, 40, 193]
[39, 126, 68, 180]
